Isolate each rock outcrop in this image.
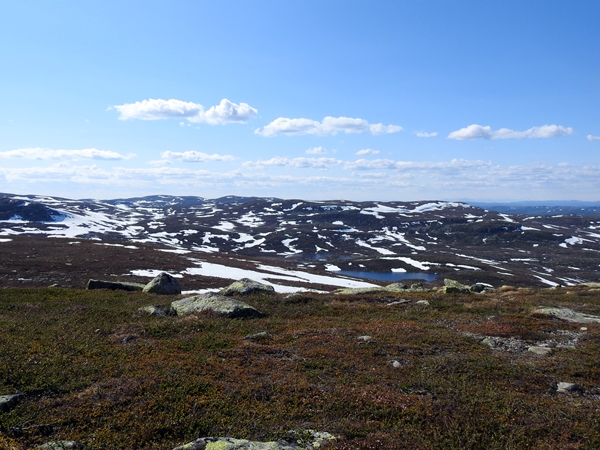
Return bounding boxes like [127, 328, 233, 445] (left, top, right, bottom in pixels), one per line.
[533, 307, 600, 323]
[220, 278, 275, 296]
[170, 292, 264, 318]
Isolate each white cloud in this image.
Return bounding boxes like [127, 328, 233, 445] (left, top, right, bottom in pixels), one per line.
[356, 149, 380, 156]
[112, 98, 258, 125]
[160, 151, 235, 162]
[255, 116, 402, 137]
[415, 131, 438, 138]
[344, 159, 397, 170]
[243, 157, 342, 170]
[587, 134, 600, 142]
[0, 148, 132, 160]
[306, 146, 327, 155]
[448, 124, 574, 140]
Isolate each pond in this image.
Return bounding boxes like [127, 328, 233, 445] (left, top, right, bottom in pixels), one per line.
[334, 270, 439, 282]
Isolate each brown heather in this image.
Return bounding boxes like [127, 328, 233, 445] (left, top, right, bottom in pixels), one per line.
[1, 287, 600, 449]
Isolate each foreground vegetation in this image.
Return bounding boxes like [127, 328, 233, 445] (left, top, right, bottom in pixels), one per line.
[1, 286, 600, 449]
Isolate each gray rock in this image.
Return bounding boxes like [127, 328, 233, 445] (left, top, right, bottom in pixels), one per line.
[243, 331, 271, 340]
[137, 305, 167, 316]
[171, 293, 264, 318]
[34, 441, 84, 449]
[143, 272, 182, 295]
[534, 307, 600, 323]
[334, 287, 385, 295]
[220, 278, 275, 296]
[86, 279, 145, 291]
[357, 335, 372, 343]
[0, 393, 22, 412]
[415, 300, 430, 306]
[390, 360, 402, 369]
[557, 382, 579, 393]
[172, 430, 336, 450]
[470, 283, 495, 293]
[527, 346, 552, 356]
[443, 279, 470, 294]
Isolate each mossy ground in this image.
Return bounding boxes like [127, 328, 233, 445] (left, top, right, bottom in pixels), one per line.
[1, 287, 600, 449]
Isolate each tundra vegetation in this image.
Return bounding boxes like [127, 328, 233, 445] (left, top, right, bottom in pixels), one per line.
[1, 285, 600, 449]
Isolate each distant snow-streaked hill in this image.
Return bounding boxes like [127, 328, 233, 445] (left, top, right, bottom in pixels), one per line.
[1, 193, 599, 288]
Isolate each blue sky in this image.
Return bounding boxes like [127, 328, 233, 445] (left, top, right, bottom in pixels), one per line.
[1, 0, 599, 201]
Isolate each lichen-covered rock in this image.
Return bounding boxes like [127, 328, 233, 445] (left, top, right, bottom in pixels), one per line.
[172, 430, 336, 450]
[34, 441, 84, 449]
[220, 278, 275, 296]
[171, 293, 264, 318]
[143, 272, 182, 295]
[86, 279, 145, 291]
[137, 305, 168, 316]
[443, 279, 470, 294]
[533, 307, 600, 323]
[0, 393, 22, 412]
[334, 287, 385, 295]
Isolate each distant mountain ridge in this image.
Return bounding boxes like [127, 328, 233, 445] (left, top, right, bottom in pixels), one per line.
[0, 192, 599, 288]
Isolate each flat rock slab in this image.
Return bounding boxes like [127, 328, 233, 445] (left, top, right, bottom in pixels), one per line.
[87, 279, 145, 291]
[171, 293, 264, 318]
[173, 431, 336, 450]
[34, 442, 84, 449]
[534, 307, 600, 323]
[220, 278, 275, 296]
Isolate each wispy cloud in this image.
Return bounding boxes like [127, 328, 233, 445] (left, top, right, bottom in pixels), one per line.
[587, 134, 600, 142]
[0, 148, 132, 160]
[415, 131, 438, 138]
[306, 146, 327, 155]
[447, 124, 574, 140]
[255, 116, 402, 137]
[112, 98, 258, 125]
[4, 161, 600, 201]
[356, 149, 380, 156]
[160, 151, 236, 162]
[243, 157, 343, 170]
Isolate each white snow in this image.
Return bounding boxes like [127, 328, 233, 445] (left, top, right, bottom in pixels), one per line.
[0, 238, 12, 242]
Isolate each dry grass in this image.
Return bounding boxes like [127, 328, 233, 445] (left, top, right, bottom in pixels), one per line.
[1, 287, 600, 449]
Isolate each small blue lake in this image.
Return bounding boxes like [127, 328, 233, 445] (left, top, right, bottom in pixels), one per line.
[334, 270, 439, 282]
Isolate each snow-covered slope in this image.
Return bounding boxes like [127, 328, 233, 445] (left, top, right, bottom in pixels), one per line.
[1, 193, 599, 287]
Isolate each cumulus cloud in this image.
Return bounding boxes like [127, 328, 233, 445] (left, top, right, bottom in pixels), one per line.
[0, 148, 132, 160]
[306, 146, 327, 155]
[415, 131, 438, 138]
[112, 98, 258, 125]
[356, 149, 380, 156]
[160, 151, 235, 162]
[255, 116, 402, 137]
[447, 124, 574, 140]
[587, 135, 600, 142]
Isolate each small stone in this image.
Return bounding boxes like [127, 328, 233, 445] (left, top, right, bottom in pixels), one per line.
[415, 300, 430, 306]
[557, 382, 579, 393]
[386, 299, 410, 306]
[137, 305, 167, 316]
[581, 327, 588, 331]
[527, 346, 552, 356]
[390, 360, 402, 369]
[357, 335, 372, 343]
[243, 331, 270, 340]
[0, 393, 22, 413]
